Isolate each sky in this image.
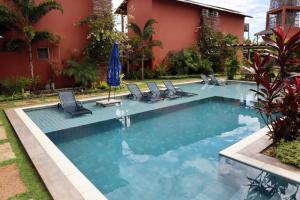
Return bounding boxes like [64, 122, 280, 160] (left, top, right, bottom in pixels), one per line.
[112, 0, 270, 40]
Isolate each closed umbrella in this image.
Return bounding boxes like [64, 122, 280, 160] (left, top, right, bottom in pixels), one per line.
[107, 42, 121, 101]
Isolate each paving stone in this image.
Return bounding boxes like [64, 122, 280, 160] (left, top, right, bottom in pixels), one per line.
[0, 126, 7, 140]
[0, 143, 15, 162]
[0, 163, 27, 200]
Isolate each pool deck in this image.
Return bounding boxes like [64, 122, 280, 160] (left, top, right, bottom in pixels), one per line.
[6, 80, 300, 200]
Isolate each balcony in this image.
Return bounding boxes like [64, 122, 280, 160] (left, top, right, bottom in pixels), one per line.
[268, 13, 282, 29]
[270, 0, 300, 10]
[286, 11, 300, 27]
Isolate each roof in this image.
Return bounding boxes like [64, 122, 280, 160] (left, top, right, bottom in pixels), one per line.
[176, 0, 252, 17]
[254, 29, 273, 36]
[115, 0, 252, 18]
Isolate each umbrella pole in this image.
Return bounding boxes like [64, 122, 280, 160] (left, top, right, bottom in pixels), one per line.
[108, 86, 111, 102]
[114, 87, 116, 99]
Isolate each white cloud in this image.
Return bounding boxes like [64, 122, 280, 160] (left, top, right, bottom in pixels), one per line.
[112, 0, 270, 39]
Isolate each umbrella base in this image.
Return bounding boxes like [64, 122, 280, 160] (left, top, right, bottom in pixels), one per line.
[96, 99, 121, 107]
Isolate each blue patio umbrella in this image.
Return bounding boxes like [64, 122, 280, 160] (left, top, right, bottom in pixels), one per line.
[107, 42, 121, 101]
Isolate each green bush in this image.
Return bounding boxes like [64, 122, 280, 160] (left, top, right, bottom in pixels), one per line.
[0, 76, 33, 96]
[275, 140, 300, 168]
[144, 68, 155, 79]
[64, 59, 99, 88]
[199, 58, 214, 75]
[98, 81, 109, 90]
[198, 25, 239, 72]
[154, 64, 167, 78]
[225, 55, 240, 80]
[164, 48, 213, 75]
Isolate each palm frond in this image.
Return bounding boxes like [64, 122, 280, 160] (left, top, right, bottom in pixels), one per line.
[32, 30, 60, 43]
[147, 40, 162, 48]
[0, 5, 18, 26]
[143, 19, 157, 40]
[29, 1, 63, 24]
[128, 22, 142, 37]
[143, 19, 157, 31]
[15, 0, 31, 18]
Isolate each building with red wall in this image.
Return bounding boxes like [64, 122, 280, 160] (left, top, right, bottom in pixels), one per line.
[116, 0, 251, 69]
[0, 0, 107, 88]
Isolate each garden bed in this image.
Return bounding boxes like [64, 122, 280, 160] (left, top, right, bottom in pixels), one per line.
[262, 140, 300, 169]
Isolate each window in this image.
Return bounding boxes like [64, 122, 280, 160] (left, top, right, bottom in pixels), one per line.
[286, 11, 300, 27]
[37, 48, 49, 60]
[202, 9, 209, 17]
[269, 13, 281, 29]
[211, 11, 219, 17]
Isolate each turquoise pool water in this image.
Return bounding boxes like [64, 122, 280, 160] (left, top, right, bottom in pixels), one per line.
[45, 97, 299, 199]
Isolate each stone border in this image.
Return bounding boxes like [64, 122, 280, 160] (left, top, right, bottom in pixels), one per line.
[5, 109, 107, 200]
[5, 80, 203, 200]
[220, 127, 300, 183]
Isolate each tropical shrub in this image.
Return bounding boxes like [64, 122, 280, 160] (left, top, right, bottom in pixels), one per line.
[80, 12, 114, 63]
[0, 0, 63, 79]
[64, 60, 99, 88]
[198, 24, 239, 72]
[199, 58, 214, 75]
[144, 68, 155, 79]
[225, 55, 240, 80]
[154, 64, 168, 78]
[251, 26, 300, 144]
[98, 81, 109, 90]
[0, 76, 35, 96]
[129, 19, 162, 80]
[164, 48, 213, 75]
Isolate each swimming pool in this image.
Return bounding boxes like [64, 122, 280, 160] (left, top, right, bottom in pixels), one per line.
[25, 82, 300, 199]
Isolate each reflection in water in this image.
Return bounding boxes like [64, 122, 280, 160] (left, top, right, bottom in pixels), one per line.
[219, 157, 300, 200]
[240, 92, 256, 108]
[116, 109, 131, 128]
[246, 171, 299, 200]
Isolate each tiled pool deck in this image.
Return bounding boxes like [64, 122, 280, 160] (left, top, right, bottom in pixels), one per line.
[5, 80, 300, 200]
[25, 81, 256, 133]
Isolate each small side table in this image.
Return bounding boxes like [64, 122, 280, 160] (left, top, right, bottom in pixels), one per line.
[96, 99, 121, 107]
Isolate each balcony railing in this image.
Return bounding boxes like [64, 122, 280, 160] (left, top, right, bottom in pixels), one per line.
[270, 0, 300, 10]
[286, 11, 300, 27]
[268, 13, 282, 29]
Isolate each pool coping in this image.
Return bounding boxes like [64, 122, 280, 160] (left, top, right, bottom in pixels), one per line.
[5, 80, 262, 199]
[220, 127, 300, 183]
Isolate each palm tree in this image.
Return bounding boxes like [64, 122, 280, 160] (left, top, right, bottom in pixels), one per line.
[129, 19, 162, 80]
[0, 0, 63, 79]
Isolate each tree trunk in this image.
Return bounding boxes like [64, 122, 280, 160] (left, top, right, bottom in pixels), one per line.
[127, 52, 130, 75]
[141, 51, 145, 80]
[28, 43, 34, 79]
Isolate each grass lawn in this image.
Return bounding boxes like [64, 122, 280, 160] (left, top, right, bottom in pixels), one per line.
[0, 110, 51, 200]
[0, 78, 200, 200]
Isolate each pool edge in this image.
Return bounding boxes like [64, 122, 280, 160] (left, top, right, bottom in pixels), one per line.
[220, 127, 300, 184]
[5, 108, 108, 200]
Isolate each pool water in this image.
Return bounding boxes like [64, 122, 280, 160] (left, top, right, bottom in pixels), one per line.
[45, 97, 299, 200]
